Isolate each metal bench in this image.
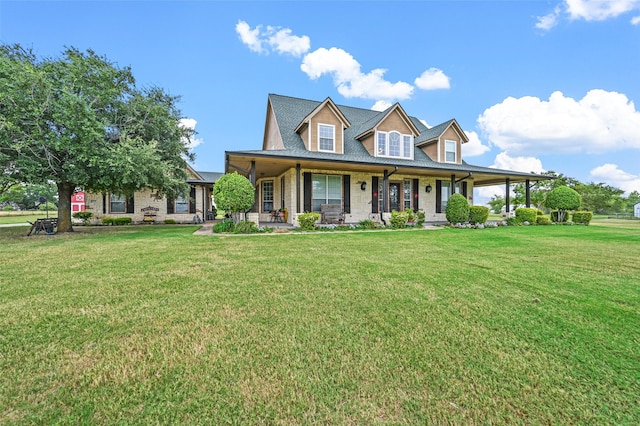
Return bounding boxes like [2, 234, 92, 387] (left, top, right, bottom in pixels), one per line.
[320, 204, 343, 224]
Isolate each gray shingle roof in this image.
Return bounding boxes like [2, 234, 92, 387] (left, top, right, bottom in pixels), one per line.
[227, 94, 548, 180]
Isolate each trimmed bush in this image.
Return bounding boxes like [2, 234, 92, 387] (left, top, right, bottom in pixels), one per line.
[213, 219, 235, 233]
[72, 211, 93, 224]
[469, 206, 489, 224]
[515, 208, 538, 224]
[536, 215, 552, 225]
[506, 217, 522, 226]
[234, 220, 258, 234]
[445, 193, 470, 224]
[164, 219, 177, 224]
[545, 186, 581, 222]
[550, 210, 568, 223]
[298, 212, 320, 231]
[390, 210, 408, 229]
[101, 217, 114, 225]
[113, 217, 132, 225]
[572, 211, 593, 225]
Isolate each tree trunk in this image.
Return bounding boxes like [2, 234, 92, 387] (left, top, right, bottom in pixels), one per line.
[56, 182, 74, 233]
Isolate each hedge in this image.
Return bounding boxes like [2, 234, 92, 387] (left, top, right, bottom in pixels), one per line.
[572, 211, 593, 225]
[469, 206, 489, 224]
[515, 207, 538, 224]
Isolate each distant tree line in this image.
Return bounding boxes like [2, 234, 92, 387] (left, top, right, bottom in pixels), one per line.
[487, 171, 640, 215]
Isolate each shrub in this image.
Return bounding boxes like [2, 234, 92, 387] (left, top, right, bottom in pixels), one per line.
[164, 219, 177, 224]
[536, 215, 552, 225]
[445, 193, 470, 224]
[572, 211, 593, 225]
[550, 210, 568, 223]
[414, 209, 426, 226]
[390, 210, 408, 229]
[234, 220, 258, 234]
[2, 205, 14, 211]
[113, 217, 132, 225]
[357, 219, 377, 230]
[506, 217, 522, 226]
[469, 206, 489, 224]
[213, 219, 235, 233]
[515, 207, 538, 224]
[298, 212, 320, 231]
[72, 211, 93, 224]
[102, 217, 114, 225]
[212, 172, 255, 222]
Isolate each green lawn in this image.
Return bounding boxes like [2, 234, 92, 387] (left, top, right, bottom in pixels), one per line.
[1, 223, 638, 424]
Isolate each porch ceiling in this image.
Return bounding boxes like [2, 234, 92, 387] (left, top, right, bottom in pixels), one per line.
[225, 152, 550, 186]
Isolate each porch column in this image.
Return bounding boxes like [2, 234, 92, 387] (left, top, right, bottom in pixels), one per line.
[250, 161, 257, 213]
[525, 179, 531, 208]
[505, 178, 511, 214]
[451, 175, 456, 195]
[382, 170, 389, 213]
[296, 164, 301, 213]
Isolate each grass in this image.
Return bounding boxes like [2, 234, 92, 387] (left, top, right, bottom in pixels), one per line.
[1, 223, 639, 424]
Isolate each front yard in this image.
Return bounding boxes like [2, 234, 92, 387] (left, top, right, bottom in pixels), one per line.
[0, 223, 638, 424]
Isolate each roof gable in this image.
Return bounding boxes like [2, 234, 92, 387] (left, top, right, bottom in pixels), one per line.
[415, 119, 468, 146]
[294, 96, 350, 133]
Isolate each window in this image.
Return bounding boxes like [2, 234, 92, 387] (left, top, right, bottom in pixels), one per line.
[376, 131, 413, 159]
[440, 181, 461, 212]
[175, 195, 189, 213]
[312, 174, 341, 212]
[110, 193, 125, 213]
[404, 179, 412, 211]
[262, 181, 274, 212]
[445, 140, 457, 163]
[318, 124, 335, 152]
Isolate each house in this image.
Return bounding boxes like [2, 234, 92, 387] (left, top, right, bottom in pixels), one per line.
[84, 165, 222, 223]
[225, 93, 552, 225]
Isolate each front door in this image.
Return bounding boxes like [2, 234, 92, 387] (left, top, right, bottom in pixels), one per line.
[389, 182, 400, 212]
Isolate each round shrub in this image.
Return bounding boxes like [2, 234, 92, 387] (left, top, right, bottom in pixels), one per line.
[445, 193, 470, 224]
[515, 207, 538, 224]
[545, 186, 581, 222]
[72, 211, 93, 224]
[536, 215, 551, 225]
[298, 212, 320, 231]
[469, 205, 489, 224]
[572, 211, 593, 225]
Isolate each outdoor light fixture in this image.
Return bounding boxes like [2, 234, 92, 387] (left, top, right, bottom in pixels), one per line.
[425, 184, 432, 193]
[360, 181, 367, 191]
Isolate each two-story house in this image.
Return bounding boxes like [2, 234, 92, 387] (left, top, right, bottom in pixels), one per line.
[225, 93, 550, 225]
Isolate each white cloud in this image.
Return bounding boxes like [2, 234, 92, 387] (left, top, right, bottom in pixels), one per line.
[632, 15, 640, 24]
[371, 100, 392, 111]
[478, 89, 640, 155]
[179, 118, 204, 151]
[414, 68, 451, 90]
[235, 21, 264, 53]
[536, 6, 563, 30]
[236, 21, 310, 57]
[491, 152, 545, 174]
[301, 47, 414, 101]
[590, 163, 640, 194]
[566, 0, 640, 21]
[461, 131, 490, 157]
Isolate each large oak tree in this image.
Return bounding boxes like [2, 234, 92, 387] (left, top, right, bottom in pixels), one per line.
[0, 44, 194, 232]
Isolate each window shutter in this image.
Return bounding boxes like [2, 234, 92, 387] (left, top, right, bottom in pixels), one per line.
[126, 195, 134, 213]
[303, 172, 312, 212]
[436, 180, 442, 213]
[462, 182, 468, 198]
[372, 176, 379, 213]
[103, 194, 107, 214]
[343, 174, 351, 214]
[412, 179, 419, 211]
[189, 186, 196, 214]
[167, 197, 174, 214]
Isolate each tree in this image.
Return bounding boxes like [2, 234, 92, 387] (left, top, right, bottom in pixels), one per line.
[574, 182, 624, 214]
[212, 172, 255, 223]
[487, 194, 505, 214]
[544, 185, 582, 222]
[0, 44, 194, 232]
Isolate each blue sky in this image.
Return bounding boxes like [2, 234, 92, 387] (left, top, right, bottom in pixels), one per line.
[2, 0, 639, 202]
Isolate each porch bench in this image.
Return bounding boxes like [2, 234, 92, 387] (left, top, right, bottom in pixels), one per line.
[320, 204, 343, 224]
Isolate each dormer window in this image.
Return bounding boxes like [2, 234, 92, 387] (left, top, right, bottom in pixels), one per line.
[445, 140, 457, 163]
[318, 124, 335, 152]
[376, 131, 413, 159]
